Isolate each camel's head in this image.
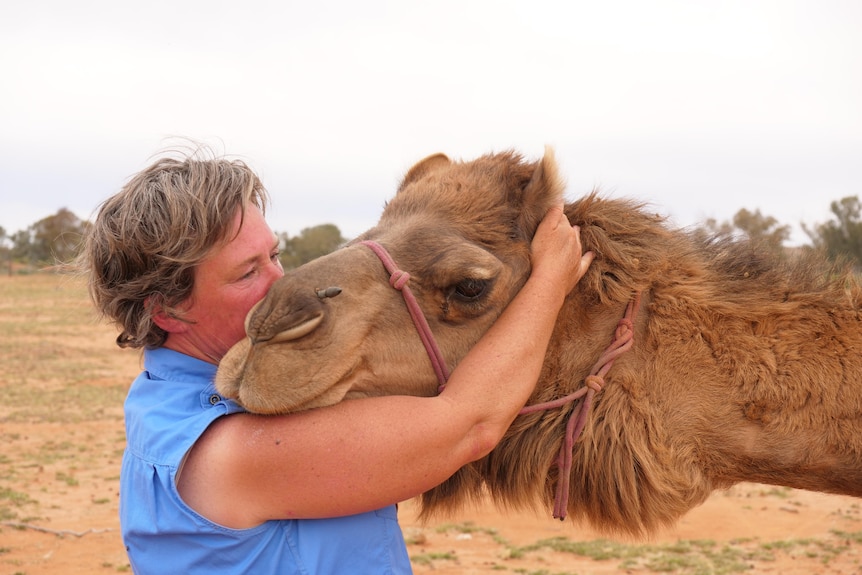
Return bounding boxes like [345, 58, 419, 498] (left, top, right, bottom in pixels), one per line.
[216, 148, 565, 414]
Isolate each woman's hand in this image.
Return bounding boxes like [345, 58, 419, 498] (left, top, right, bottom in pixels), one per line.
[530, 202, 594, 298]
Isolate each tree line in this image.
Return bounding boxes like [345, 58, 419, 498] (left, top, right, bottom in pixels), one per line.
[1, 196, 861, 275]
[0, 209, 347, 275]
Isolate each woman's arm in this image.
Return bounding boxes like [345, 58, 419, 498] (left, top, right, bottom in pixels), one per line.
[177, 205, 593, 527]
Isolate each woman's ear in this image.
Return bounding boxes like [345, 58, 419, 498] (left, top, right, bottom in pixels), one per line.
[148, 297, 191, 334]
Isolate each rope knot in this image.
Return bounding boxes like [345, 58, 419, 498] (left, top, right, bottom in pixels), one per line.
[584, 375, 603, 393]
[389, 270, 410, 290]
[615, 317, 633, 340]
[517, 291, 641, 521]
[359, 239, 451, 387]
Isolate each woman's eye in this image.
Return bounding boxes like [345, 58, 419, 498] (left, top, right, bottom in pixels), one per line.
[452, 278, 488, 302]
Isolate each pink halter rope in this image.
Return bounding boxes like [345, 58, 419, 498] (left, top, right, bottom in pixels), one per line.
[360, 239, 640, 521]
[360, 241, 451, 386]
[519, 292, 641, 519]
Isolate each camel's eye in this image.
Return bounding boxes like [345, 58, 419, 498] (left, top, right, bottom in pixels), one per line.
[451, 278, 489, 302]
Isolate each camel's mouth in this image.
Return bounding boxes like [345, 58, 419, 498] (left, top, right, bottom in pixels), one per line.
[214, 336, 251, 402]
[215, 331, 369, 415]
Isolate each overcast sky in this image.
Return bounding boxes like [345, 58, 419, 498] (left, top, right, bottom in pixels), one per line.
[1, 0, 859, 246]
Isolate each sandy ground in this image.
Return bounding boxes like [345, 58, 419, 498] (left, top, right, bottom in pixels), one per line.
[1, 275, 861, 574]
[2, 419, 861, 575]
[401, 488, 862, 574]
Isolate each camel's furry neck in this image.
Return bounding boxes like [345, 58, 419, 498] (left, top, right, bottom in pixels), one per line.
[421, 193, 862, 536]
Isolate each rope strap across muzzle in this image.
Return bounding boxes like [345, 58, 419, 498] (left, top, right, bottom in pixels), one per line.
[360, 240, 451, 386]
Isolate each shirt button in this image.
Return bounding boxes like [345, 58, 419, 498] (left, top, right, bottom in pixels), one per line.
[209, 394, 221, 405]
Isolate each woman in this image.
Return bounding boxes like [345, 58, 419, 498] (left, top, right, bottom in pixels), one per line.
[80, 146, 593, 574]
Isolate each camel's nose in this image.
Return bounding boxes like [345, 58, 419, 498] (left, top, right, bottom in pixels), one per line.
[246, 284, 328, 344]
[316, 286, 342, 299]
[262, 312, 324, 344]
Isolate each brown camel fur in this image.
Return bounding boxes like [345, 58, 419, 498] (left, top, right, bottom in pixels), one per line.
[216, 149, 862, 536]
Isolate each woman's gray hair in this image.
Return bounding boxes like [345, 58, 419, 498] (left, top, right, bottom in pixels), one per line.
[78, 145, 270, 349]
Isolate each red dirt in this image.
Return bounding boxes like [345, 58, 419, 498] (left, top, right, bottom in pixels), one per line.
[3, 417, 861, 574]
[1, 274, 860, 574]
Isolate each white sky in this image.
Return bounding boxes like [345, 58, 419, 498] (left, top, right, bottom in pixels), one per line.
[1, 0, 860, 246]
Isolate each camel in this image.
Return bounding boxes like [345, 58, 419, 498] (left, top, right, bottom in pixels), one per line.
[216, 148, 862, 536]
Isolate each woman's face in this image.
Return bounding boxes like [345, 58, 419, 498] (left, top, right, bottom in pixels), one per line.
[166, 204, 284, 363]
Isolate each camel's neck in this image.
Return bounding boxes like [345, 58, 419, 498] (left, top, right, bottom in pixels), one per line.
[721, 419, 862, 497]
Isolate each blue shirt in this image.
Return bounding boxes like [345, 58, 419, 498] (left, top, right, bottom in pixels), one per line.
[120, 347, 413, 574]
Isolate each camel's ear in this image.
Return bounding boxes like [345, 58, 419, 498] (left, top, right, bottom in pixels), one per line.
[519, 146, 566, 237]
[398, 153, 451, 192]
